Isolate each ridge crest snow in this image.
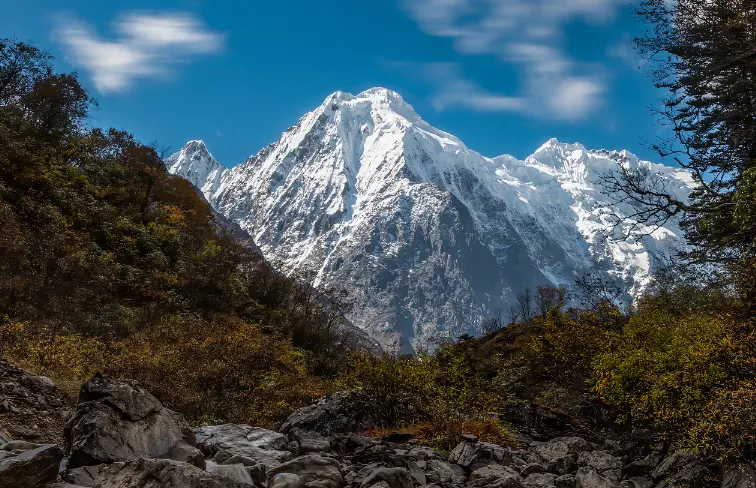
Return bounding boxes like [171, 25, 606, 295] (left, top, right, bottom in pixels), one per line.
[166, 89, 695, 353]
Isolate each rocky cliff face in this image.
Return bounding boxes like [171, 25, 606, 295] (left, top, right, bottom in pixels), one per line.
[166, 88, 695, 352]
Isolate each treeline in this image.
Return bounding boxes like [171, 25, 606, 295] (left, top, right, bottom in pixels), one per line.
[0, 39, 354, 427]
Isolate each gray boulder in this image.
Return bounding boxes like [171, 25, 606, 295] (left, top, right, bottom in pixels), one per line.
[92, 458, 250, 488]
[649, 450, 699, 481]
[577, 451, 621, 473]
[468, 465, 524, 488]
[195, 424, 291, 468]
[574, 468, 620, 488]
[0, 443, 63, 488]
[723, 465, 756, 488]
[267, 454, 345, 488]
[268, 473, 304, 488]
[449, 439, 512, 471]
[525, 472, 557, 487]
[208, 463, 256, 484]
[63, 465, 107, 487]
[66, 374, 203, 469]
[360, 467, 413, 488]
[280, 392, 371, 436]
[533, 438, 592, 475]
[288, 428, 331, 454]
[425, 459, 467, 486]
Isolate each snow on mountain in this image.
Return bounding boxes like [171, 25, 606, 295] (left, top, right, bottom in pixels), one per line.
[166, 88, 696, 353]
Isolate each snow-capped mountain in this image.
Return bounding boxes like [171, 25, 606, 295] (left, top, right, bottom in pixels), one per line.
[166, 88, 695, 353]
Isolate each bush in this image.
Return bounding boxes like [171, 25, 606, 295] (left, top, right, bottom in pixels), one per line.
[341, 347, 511, 450]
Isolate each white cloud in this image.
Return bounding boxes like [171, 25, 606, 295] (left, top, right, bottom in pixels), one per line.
[401, 0, 623, 120]
[419, 63, 603, 121]
[56, 12, 224, 93]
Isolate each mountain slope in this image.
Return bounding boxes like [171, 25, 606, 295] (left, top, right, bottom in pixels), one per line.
[166, 88, 695, 352]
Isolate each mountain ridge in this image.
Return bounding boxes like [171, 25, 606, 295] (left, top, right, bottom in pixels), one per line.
[166, 88, 695, 352]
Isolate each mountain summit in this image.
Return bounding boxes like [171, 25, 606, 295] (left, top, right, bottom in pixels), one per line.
[166, 88, 695, 352]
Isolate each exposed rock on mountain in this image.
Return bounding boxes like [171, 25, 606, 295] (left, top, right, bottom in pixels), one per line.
[167, 88, 695, 353]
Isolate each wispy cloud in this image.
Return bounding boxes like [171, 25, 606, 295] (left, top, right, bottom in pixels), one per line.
[401, 0, 623, 120]
[56, 12, 224, 93]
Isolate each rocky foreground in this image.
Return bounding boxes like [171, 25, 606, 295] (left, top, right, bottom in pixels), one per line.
[0, 359, 752, 488]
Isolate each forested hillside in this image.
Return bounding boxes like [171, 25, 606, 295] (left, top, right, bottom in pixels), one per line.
[0, 39, 353, 427]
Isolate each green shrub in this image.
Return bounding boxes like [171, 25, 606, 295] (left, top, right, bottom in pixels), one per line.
[341, 347, 511, 450]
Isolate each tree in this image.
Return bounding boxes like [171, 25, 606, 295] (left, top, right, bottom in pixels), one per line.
[603, 0, 756, 264]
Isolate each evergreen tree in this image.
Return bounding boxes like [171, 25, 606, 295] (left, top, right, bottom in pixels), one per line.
[604, 0, 756, 265]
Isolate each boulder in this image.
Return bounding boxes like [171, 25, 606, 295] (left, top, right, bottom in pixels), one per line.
[649, 450, 699, 481]
[449, 439, 512, 471]
[288, 428, 331, 454]
[555, 474, 575, 488]
[208, 463, 256, 484]
[280, 392, 371, 436]
[63, 465, 107, 487]
[524, 472, 557, 487]
[195, 424, 291, 468]
[269, 472, 304, 488]
[533, 438, 592, 475]
[468, 465, 524, 488]
[268, 454, 344, 488]
[723, 465, 756, 488]
[359, 467, 413, 488]
[66, 374, 203, 469]
[425, 459, 467, 486]
[0, 443, 63, 488]
[577, 451, 622, 473]
[619, 478, 653, 488]
[574, 468, 620, 488]
[92, 458, 250, 488]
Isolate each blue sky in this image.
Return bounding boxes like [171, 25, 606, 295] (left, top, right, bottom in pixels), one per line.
[3, 0, 671, 167]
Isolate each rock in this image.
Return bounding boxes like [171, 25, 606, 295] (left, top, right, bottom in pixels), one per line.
[246, 464, 267, 485]
[425, 459, 467, 486]
[619, 478, 653, 488]
[520, 463, 547, 477]
[533, 438, 592, 475]
[577, 451, 621, 473]
[555, 474, 575, 488]
[461, 434, 479, 443]
[63, 465, 107, 487]
[407, 461, 427, 485]
[195, 424, 291, 468]
[525, 472, 557, 487]
[208, 463, 256, 484]
[0, 443, 64, 488]
[269, 473, 304, 488]
[92, 458, 250, 488]
[468, 465, 524, 488]
[0, 359, 72, 446]
[574, 468, 620, 488]
[2, 440, 43, 451]
[66, 374, 203, 469]
[280, 392, 372, 436]
[268, 454, 344, 488]
[360, 467, 413, 488]
[223, 454, 261, 467]
[449, 439, 512, 471]
[288, 428, 331, 453]
[650, 450, 699, 481]
[723, 465, 756, 488]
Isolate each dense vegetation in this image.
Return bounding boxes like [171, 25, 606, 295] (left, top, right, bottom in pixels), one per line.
[0, 39, 350, 427]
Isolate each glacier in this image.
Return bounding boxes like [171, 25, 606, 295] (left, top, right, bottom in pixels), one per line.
[165, 88, 695, 353]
